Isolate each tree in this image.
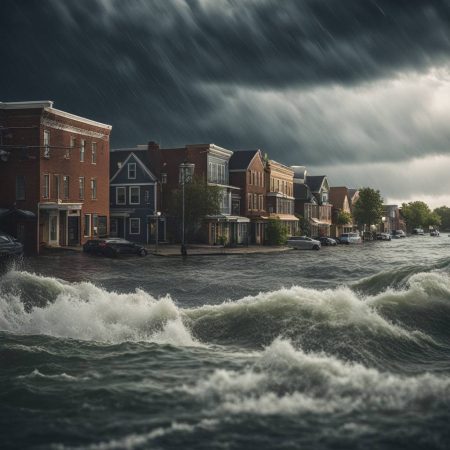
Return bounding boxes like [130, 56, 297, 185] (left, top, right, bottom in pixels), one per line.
[167, 176, 222, 241]
[336, 210, 352, 226]
[401, 201, 434, 230]
[434, 206, 450, 230]
[265, 218, 288, 245]
[352, 187, 384, 229]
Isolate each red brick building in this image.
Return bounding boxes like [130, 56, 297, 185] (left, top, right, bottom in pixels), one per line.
[229, 149, 267, 244]
[147, 142, 249, 245]
[0, 101, 111, 254]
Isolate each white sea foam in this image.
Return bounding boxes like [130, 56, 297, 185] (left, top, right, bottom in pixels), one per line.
[17, 368, 84, 381]
[184, 339, 450, 416]
[0, 271, 198, 346]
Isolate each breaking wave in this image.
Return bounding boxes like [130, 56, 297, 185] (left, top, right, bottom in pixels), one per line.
[1, 267, 449, 366]
[0, 270, 198, 346]
[183, 338, 450, 416]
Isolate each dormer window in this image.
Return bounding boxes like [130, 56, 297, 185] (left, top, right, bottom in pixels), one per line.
[128, 163, 136, 179]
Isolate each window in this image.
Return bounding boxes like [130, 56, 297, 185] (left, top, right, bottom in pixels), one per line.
[80, 140, 85, 162]
[116, 187, 126, 205]
[63, 175, 69, 199]
[91, 142, 97, 164]
[91, 178, 97, 199]
[128, 163, 136, 179]
[248, 193, 252, 211]
[129, 218, 140, 234]
[43, 130, 50, 158]
[144, 190, 150, 204]
[16, 176, 25, 200]
[79, 177, 85, 200]
[43, 174, 50, 199]
[84, 214, 91, 237]
[93, 214, 99, 237]
[53, 174, 60, 199]
[259, 195, 264, 211]
[67, 136, 75, 159]
[179, 164, 194, 184]
[129, 186, 140, 204]
[161, 173, 167, 184]
[98, 216, 107, 237]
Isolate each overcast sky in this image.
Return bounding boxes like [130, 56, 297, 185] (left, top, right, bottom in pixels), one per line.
[2, 0, 450, 207]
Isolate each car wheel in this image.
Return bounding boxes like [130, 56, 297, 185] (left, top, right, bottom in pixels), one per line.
[313, 245, 320, 250]
[138, 248, 147, 257]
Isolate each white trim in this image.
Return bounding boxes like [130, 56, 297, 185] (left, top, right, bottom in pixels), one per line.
[128, 162, 136, 179]
[110, 152, 158, 183]
[129, 218, 140, 235]
[0, 100, 53, 109]
[41, 118, 108, 140]
[116, 186, 126, 205]
[46, 107, 111, 130]
[129, 186, 140, 205]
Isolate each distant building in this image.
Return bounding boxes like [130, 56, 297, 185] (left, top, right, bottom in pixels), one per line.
[382, 205, 405, 233]
[109, 146, 164, 243]
[293, 167, 331, 237]
[229, 149, 266, 244]
[329, 186, 355, 237]
[147, 142, 249, 245]
[0, 101, 111, 254]
[266, 160, 299, 236]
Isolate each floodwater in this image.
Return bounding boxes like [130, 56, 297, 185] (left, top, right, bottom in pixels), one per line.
[1, 236, 450, 449]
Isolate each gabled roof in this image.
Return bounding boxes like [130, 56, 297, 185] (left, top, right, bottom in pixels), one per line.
[305, 175, 327, 193]
[229, 149, 261, 170]
[329, 187, 349, 209]
[110, 151, 157, 183]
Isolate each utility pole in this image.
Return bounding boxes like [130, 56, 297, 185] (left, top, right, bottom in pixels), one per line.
[179, 162, 195, 256]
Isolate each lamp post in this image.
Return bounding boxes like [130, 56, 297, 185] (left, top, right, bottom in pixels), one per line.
[179, 162, 195, 256]
[155, 211, 161, 254]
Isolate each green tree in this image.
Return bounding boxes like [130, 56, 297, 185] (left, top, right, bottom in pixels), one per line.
[401, 201, 433, 230]
[265, 218, 288, 245]
[168, 176, 222, 241]
[352, 187, 384, 229]
[434, 206, 450, 230]
[336, 210, 353, 226]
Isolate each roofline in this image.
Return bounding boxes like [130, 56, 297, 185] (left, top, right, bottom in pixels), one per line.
[111, 147, 147, 152]
[0, 101, 112, 130]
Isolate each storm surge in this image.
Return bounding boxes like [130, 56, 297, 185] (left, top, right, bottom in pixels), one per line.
[1, 265, 449, 366]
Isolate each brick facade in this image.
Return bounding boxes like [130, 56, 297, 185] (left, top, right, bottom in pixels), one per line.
[0, 101, 111, 254]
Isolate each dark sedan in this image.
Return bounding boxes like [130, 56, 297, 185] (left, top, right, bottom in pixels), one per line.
[0, 231, 24, 259]
[83, 238, 147, 257]
[315, 236, 338, 246]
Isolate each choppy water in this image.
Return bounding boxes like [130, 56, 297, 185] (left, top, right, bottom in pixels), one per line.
[1, 236, 450, 449]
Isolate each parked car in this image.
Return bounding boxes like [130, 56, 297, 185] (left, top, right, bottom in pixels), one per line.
[287, 236, 321, 250]
[0, 231, 24, 259]
[391, 230, 406, 238]
[376, 233, 391, 241]
[339, 232, 362, 244]
[412, 228, 425, 235]
[83, 238, 147, 257]
[314, 236, 337, 246]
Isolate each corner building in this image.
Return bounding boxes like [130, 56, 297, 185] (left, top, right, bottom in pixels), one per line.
[0, 101, 111, 254]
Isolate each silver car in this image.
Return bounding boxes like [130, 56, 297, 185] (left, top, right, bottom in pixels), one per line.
[287, 236, 321, 250]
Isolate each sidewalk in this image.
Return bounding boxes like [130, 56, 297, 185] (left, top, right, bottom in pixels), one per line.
[147, 244, 293, 256]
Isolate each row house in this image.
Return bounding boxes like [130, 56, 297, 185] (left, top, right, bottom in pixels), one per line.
[109, 146, 165, 244]
[147, 142, 249, 245]
[229, 149, 266, 244]
[382, 205, 405, 233]
[328, 186, 355, 237]
[266, 160, 299, 236]
[292, 166, 332, 237]
[0, 100, 111, 254]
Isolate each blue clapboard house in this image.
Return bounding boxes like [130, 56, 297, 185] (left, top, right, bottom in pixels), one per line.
[109, 146, 165, 243]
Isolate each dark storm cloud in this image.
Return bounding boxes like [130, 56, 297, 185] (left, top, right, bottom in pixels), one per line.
[1, 0, 450, 166]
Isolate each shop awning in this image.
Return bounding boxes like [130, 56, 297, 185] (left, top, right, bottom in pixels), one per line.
[39, 202, 82, 211]
[310, 218, 331, 226]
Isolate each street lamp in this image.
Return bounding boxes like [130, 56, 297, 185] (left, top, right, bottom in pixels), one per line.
[179, 162, 195, 256]
[155, 211, 161, 254]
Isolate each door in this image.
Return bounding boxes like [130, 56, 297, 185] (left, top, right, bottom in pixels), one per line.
[68, 216, 79, 246]
[49, 213, 59, 246]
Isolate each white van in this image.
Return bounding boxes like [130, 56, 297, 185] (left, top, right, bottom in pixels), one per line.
[339, 232, 362, 244]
